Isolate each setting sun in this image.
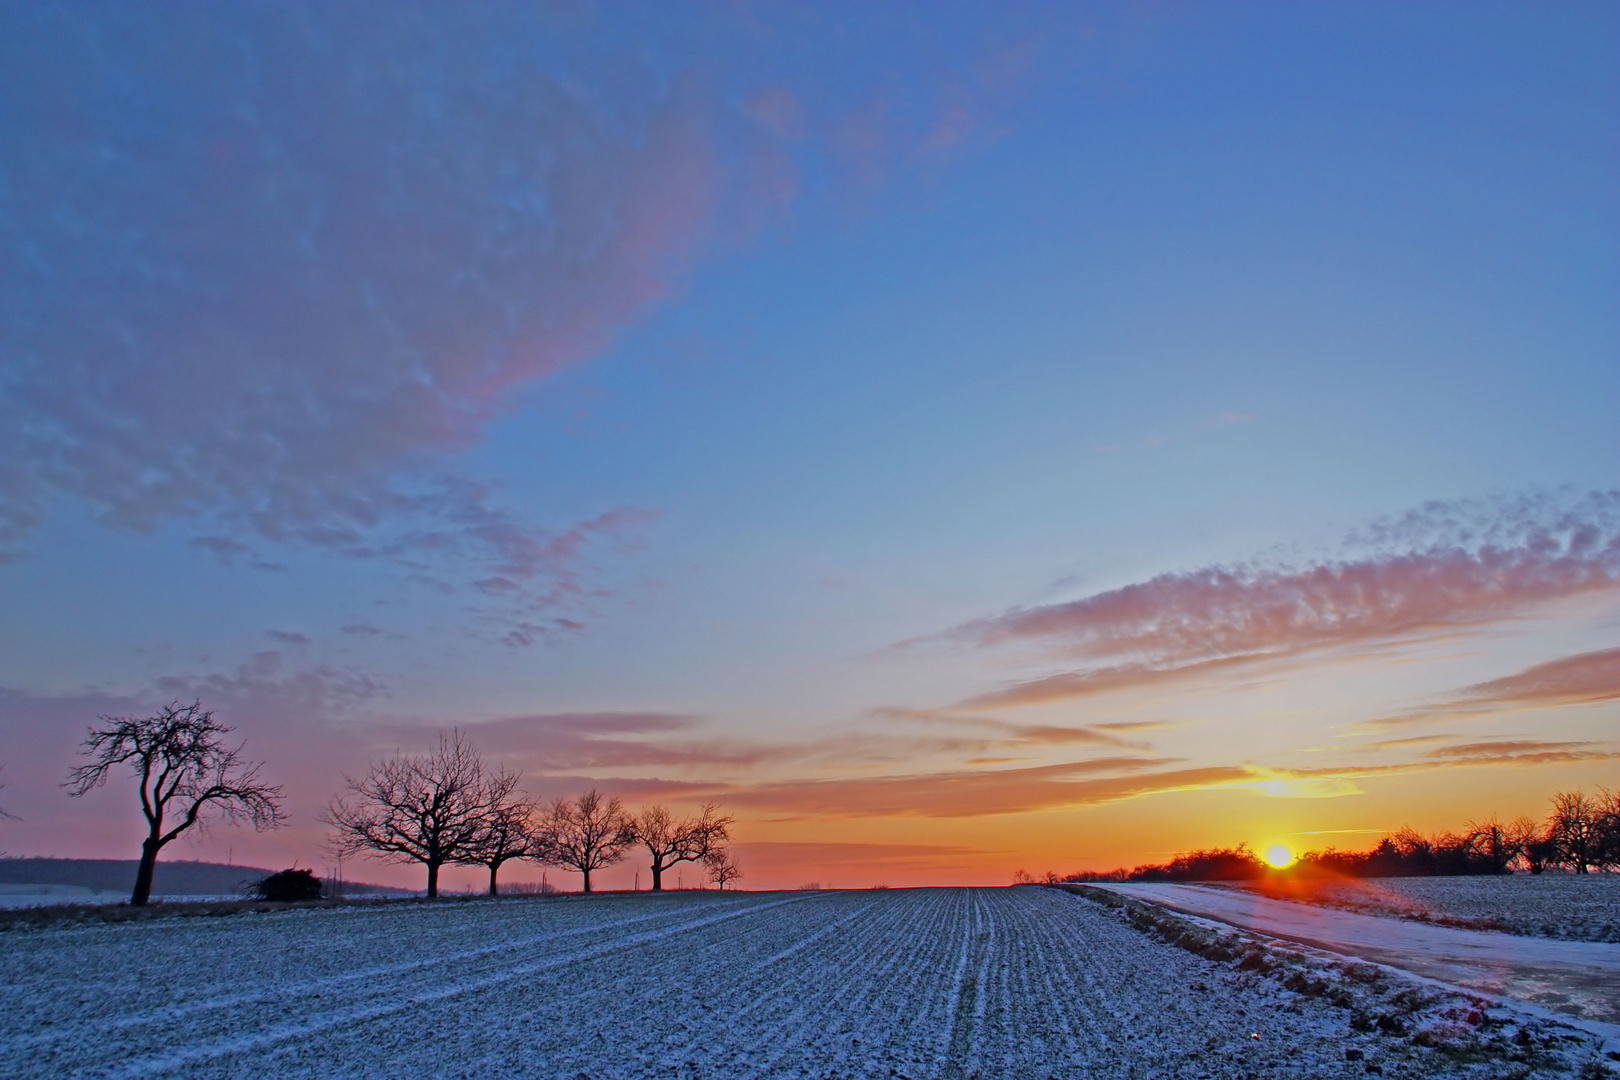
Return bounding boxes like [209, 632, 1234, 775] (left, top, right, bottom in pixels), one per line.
[1264, 845, 1295, 869]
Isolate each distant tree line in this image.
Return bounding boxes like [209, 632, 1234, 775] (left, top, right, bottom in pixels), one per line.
[23, 700, 739, 906]
[1059, 786, 1620, 883]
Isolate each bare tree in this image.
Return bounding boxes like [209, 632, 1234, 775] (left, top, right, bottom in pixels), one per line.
[1548, 790, 1600, 873]
[1464, 816, 1516, 875]
[324, 729, 496, 898]
[629, 803, 732, 892]
[705, 850, 743, 890]
[538, 789, 633, 893]
[458, 769, 534, 897]
[0, 766, 14, 857]
[1505, 816, 1548, 874]
[64, 701, 284, 906]
[1596, 788, 1620, 871]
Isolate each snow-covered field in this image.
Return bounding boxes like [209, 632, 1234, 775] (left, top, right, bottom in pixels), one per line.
[1223, 874, 1620, 943]
[2, 887, 1611, 1078]
[0, 884, 127, 909]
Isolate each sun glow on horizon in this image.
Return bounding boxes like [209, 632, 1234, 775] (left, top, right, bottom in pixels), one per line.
[1264, 845, 1295, 869]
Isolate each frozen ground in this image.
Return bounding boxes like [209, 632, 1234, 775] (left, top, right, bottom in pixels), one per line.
[0, 884, 126, 909]
[1097, 883, 1620, 1036]
[3, 887, 1607, 1079]
[0, 887, 260, 909]
[1222, 875, 1620, 943]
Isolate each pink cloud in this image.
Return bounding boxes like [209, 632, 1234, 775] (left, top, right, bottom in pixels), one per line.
[1423, 739, 1599, 759]
[1365, 645, 1620, 730]
[873, 706, 1150, 750]
[1455, 646, 1620, 709]
[457, 712, 772, 774]
[944, 493, 1620, 709]
[0, 9, 757, 613]
[743, 86, 808, 140]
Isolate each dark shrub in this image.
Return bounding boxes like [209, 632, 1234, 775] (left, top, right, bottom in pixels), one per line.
[253, 868, 323, 902]
[1127, 844, 1265, 882]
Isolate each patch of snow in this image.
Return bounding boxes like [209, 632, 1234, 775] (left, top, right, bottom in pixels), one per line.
[1225, 874, 1620, 943]
[1094, 882, 1620, 1039]
[0, 884, 126, 908]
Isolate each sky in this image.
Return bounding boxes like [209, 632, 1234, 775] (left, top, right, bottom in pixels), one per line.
[0, 1, 1616, 893]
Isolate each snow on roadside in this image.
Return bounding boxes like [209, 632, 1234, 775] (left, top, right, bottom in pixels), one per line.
[1220, 875, 1620, 943]
[1066, 883, 1620, 1077]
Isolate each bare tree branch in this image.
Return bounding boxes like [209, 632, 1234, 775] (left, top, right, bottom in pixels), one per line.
[628, 803, 732, 892]
[63, 701, 284, 905]
[456, 768, 535, 897]
[534, 789, 633, 894]
[323, 729, 497, 898]
[1548, 790, 1600, 873]
[705, 850, 743, 890]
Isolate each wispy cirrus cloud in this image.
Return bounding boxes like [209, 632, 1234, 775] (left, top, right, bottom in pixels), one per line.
[871, 705, 1149, 750]
[0, 3, 1043, 642]
[0, 6, 723, 584]
[1422, 739, 1599, 760]
[940, 491, 1620, 709]
[723, 758, 1240, 818]
[715, 741, 1620, 820]
[457, 712, 773, 775]
[1366, 645, 1620, 730]
[153, 651, 384, 722]
[1453, 646, 1620, 709]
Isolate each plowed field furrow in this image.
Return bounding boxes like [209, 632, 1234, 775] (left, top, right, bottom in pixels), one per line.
[7, 893, 782, 1052]
[730, 890, 956, 1077]
[0, 887, 1542, 1078]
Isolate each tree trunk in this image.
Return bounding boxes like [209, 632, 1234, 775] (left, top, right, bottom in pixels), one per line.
[581, 867, 591, 893]
[488, 864, 499, 897]
[130, 837, 160, 906]
[426, 861, 441, 898]
[650, 861, 663, 892]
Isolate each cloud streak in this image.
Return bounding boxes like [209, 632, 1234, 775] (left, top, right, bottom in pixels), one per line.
[945, 492, 1620, 708]
[1, 7, 729, 572]
[1366, 645, 1620, 730]
[458, 712, 772, 775]
[0, 2, 1040, 631]
[1455, 646, 1620, 709]
[725, 759, 1245, 818]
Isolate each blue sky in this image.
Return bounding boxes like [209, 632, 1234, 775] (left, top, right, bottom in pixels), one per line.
[1, 2, 1616, 889]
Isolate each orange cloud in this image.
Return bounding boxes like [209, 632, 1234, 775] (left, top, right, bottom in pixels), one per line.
[455, 712, 774, 773]
[724, 759, 1251, 818]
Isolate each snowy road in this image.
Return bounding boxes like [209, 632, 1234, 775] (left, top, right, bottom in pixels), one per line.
[0, 887, 1538, 1078]
[1096, 883, 1620, 1033]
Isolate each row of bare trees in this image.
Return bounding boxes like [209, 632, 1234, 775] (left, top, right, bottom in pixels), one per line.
[322, 730, 737, 897]
[48, 701, 739, 905]
[1066, 787, 1620, 883]
[1307, 790, 1620, 877]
